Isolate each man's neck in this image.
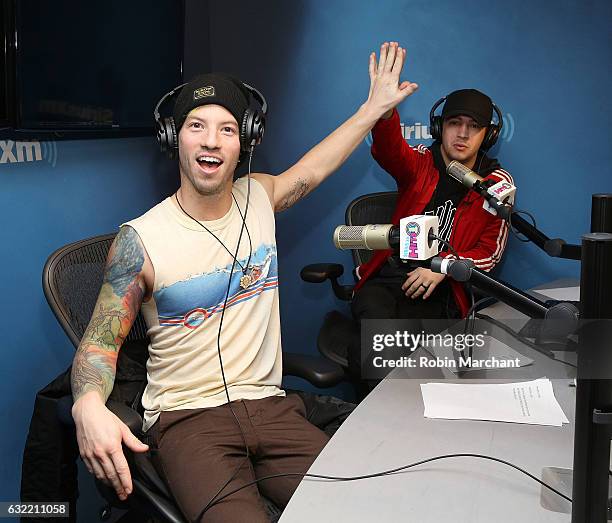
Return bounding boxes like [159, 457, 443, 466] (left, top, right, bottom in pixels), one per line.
[176, 183, 233, 221]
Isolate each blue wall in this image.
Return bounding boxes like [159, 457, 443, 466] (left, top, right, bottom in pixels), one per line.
[203, 0, 612, 357]
[4, 0, 612, 518]
[1, 135, 177, 516]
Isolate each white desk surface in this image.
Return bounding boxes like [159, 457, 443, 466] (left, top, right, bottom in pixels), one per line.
[281, 280, 580, 522]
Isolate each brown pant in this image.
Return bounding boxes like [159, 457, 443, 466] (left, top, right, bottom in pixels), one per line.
[146, 394, 329, 522]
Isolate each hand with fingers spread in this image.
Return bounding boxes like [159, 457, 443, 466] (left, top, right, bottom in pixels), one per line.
[72, 392, 149, 501]
[364, 41, 418, 121]
[401, 267, 446, 300]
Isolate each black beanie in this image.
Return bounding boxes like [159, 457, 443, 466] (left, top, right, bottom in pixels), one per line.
[173, 73, 249, 132]
[441, 89, 493, 127]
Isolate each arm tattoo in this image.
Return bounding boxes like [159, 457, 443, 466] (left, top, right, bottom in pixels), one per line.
[105, 226, 145, 293]
[71, 226, 145, 402]
[277, 178, 310, 212]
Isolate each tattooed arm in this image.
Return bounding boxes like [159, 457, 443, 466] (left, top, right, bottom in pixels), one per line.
[252, 42, 417, 212]
[71, 226, 152, 501]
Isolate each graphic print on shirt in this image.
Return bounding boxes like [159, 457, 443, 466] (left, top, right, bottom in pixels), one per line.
[425, 199, 456, 243]
[154, 244, 278, 329]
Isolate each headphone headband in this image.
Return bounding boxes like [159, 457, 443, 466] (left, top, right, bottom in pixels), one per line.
[242, 83, 268, 116]
[429, 95, 446, 126]
[153, 82, 187, 124]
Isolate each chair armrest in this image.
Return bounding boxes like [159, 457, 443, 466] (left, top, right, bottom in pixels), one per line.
[57, 396, 143, 437]
[132, 478, 187, 523]
[105, 402, 186, 521]
[283, 352, 346, 388]
[107, 400, 143, 436]
[301, 263, 344, 282]
[300, 263, 353, 301]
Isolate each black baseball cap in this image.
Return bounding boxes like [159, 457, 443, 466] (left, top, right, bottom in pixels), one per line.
[173, 73, 249, 132]
[441, 89, 493, 127]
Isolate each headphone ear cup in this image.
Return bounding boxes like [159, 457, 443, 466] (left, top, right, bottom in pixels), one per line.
[240, 108, 265, 154]
[157, 117, 178, 159]
[430, 115, 442, 141]
[428, 96, 446, 142]
[481, 124, 500, 151]
[252, 109, 265, 146]
[240, 109, 252, 153]
[156, 118, 168, 153]
[166, 117, 178, 158]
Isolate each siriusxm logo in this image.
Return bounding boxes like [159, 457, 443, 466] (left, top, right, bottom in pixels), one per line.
[365, 124, 430, 146]
[0, 140, 58, 167]
[400, 122, 431, 140]
[499, 113, 515, 143]
[365, 113, 515, 146]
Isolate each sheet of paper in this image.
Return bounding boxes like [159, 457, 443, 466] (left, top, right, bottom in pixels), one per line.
[536, 286, 580, 302]
[420, 378, 569, 427]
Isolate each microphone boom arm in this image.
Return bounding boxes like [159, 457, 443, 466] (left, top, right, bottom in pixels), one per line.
[430, 257, 579, 321]
[510, 212, 581, 260]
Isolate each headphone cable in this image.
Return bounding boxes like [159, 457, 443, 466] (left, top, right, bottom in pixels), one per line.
[508, 208, 538, 243]
[207, 452, 572, 508]
[197, 148, 258, 521]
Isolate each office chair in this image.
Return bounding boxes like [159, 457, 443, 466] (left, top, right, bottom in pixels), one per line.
[300, 192, 398, 371]
[43, 233, 347, 523]
[301, 191, 501, 385]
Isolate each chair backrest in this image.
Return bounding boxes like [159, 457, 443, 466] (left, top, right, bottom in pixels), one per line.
[43, 234, 190, 523]
[43, 233, 149, 349]
[346, 191, 398, 267]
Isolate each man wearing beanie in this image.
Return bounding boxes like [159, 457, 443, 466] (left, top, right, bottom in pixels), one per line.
[348, 70, 514, 395]
[70, 43, 416, 521]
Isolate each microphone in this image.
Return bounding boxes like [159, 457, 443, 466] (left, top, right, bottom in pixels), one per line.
[447, 160, 515, 220]
[430, 256, 475, 282]
[333, 216, 439, 261]
[430, 255, 549, 318]
[333, 224, 398, 250]
[430, 256, 579, 325]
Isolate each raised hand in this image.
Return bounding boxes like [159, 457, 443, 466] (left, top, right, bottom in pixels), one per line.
[365, 42, 418, 120]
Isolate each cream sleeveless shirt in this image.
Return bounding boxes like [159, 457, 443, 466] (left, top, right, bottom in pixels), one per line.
[124, 178, 284, 431]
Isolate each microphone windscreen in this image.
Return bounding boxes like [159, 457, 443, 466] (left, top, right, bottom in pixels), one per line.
[447, 161, 482, 188]
[333, 225, 393, 250]
[334, 226, 364, 250]
[430, 256, 444, 274]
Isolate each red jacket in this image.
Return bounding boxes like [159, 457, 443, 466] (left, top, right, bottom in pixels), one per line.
[354, 109, 513, 317]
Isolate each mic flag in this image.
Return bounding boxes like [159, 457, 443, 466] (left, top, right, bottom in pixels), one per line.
[333, 216, 439, 261]
[447, 160, 515, 219]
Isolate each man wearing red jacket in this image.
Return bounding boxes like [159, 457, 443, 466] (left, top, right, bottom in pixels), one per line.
[349, 86, 513, 386]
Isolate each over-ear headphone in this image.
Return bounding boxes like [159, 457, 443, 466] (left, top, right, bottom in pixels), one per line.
[154, 81, 268, 160]
[429, 95, 503, 152]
